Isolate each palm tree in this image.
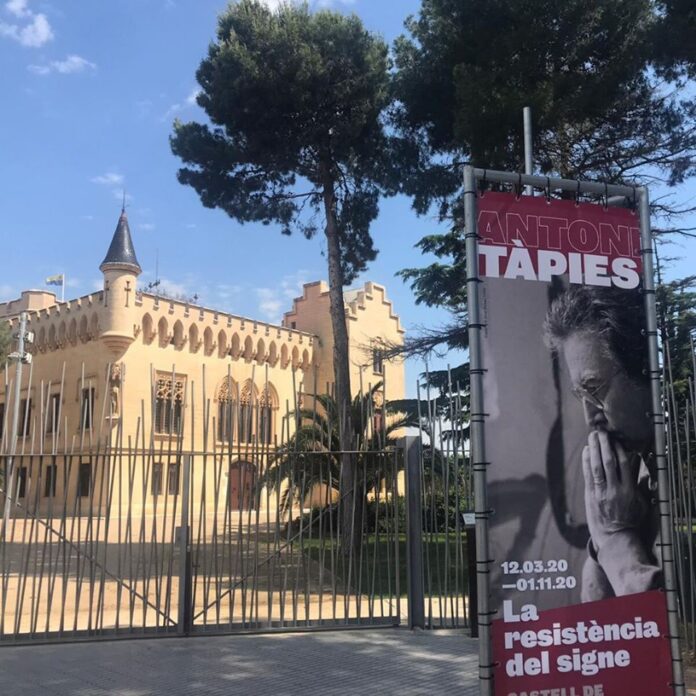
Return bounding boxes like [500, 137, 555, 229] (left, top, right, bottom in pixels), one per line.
[258, 382, 412, 551]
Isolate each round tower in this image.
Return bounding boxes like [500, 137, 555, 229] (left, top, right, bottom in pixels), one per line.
[99, 208, 142, 355]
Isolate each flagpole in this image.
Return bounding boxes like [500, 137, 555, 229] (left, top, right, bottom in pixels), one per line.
[61, 273, 64, 302]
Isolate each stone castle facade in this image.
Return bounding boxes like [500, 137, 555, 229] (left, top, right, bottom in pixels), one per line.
[0, 210, 405, 515]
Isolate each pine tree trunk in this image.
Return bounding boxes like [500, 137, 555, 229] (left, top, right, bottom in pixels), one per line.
[320, 164, 357, 556]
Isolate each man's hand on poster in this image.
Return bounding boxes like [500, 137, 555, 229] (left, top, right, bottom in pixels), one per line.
[582, 430, 647, 552]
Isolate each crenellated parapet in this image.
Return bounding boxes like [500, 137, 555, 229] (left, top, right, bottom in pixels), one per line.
[134, 292, 316, 371]
[4, 291, 106, 354]
[343, 281, 405, 335]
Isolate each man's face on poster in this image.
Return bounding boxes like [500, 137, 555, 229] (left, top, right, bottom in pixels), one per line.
[561, 330, 652, 453]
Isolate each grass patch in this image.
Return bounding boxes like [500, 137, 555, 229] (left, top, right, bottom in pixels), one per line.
[297, 533, 470, 598]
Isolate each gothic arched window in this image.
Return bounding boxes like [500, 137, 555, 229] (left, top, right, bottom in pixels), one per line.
[217, 377, 236, 443]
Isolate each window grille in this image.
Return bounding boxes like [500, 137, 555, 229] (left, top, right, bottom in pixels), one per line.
[44, 461, 57, 497]
[151, 462, 163, 496]
[154, 376, 185, 435]
[372, 347, 384, 374]
[80, 387, 95, 431]
[78, 461, 91, 497]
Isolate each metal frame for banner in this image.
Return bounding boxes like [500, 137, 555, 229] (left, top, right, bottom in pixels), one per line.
[463, 166, 685, 696]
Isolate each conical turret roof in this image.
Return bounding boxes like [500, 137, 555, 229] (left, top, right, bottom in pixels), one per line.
[100, 209, 142, 275]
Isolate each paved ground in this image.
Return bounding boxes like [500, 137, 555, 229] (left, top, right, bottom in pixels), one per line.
[0, 628, 479, 696]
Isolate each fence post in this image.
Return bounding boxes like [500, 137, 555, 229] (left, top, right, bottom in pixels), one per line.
[177, 454, 192, 635]
[465, 523, 478, 637]
[401, 435, 425, 629]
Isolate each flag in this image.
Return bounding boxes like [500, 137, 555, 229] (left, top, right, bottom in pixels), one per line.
[45, 274, 64, 286]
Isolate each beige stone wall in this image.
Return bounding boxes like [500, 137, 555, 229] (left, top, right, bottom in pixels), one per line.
[1, 275, 405, 517]
[0, 290, 57, 319]
[282, 280, 406, 405]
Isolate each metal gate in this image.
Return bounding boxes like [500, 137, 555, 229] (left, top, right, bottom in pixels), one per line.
[0, 362, 472, 645]
[0, 446, 405, 643]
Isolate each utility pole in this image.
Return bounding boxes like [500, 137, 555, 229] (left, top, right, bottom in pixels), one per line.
[1, 312, 33, 539]
[523, 106, 533, 195]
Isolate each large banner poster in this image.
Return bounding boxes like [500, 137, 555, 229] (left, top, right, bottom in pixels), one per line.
[478, 192, 674, 695]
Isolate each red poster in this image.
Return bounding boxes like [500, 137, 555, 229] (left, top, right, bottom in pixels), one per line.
[477, 192, 674, 695]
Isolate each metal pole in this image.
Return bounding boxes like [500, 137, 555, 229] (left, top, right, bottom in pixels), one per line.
[177, 453, 192, 635]
[472, 168, 635, 198]
[523, 107, 533, 195]
[638, 187, 685, 696]
[1, 311, 28, 539]
[463, 165, 493, 695]
[401, 435, 425, 629]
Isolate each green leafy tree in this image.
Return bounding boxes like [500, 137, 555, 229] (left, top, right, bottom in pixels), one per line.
[170, 0, 397, 549]
[259, 384, 412, 550]
[652, 0, 696, 79]
[391, 0, 696, 391]
[656, 274, 696, 402]
[394, 0, 696, 213]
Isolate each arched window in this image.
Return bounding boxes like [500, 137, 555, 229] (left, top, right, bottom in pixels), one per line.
[268, 341, 278, 366]
[258, 384, 277, 445]
[238, 381, 255, 443]
[204, 327, 214, 356]
[256, 338, 265, 365]
[158, 317, 169, 348]
[217, 376, 237, 443]
[173, 320, 184, 350]
[218, 330, 228, 359]
[89, 313, 99, 340]
[189, 323, 199, 353]
[142, 314, 154, 345]
[58, 321, 67, 347]
[68, 318, 77, 345]
[243, 336, 254, 362]
[230, 333, 241, 359]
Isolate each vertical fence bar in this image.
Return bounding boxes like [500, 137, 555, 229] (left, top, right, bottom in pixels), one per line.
[464, 165, 494, 696]
[638, 186, 686, 696]
[401, 435, 424, 629]
[177, 454, 192, 635]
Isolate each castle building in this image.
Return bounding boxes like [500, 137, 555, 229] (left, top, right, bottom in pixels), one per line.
[0, 210, 405, 515]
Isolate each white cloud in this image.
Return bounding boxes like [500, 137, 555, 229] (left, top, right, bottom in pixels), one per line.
[29, 54, 96, 75]
[140, 223, 155, 231]
[91, 279, 103, 292]
[186, 87, 201, 105]
[158, 278, 190, 299]
[6, 0, 29, 18]
[258, 0, 354, 9]
[0, 10, 53, 47]
[65, 277, 80, 289]
[91, 172, 124, 187]
[254, 271, 313, 322]
[161, 86, 202, 122]
[256, 288, 283, 322]
[160, 102, 182, 121]
[81, 214, 94, 221]
[216, 283, 243, 301]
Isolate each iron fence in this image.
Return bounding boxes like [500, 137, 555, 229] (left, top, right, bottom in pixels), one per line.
[0, 362, 472, 644]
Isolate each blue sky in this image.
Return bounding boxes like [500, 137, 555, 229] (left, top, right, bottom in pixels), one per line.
[1, 0, 695, 396]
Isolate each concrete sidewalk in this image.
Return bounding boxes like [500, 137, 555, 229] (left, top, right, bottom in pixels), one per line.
[0, 628, 480, 696]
